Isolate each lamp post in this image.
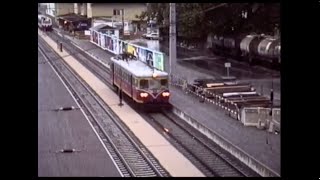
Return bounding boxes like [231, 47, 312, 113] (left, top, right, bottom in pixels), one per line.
[121, 9, 125, 36]
[266, 73, 274, 146]
[169, 3, 176, 76]
[118, 67, 123, 107]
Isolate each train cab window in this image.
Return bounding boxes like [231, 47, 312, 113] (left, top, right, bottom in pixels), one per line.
[134, 79, 138, 86]
[160, 79, 168, 87]
[140, 79, 149, 89]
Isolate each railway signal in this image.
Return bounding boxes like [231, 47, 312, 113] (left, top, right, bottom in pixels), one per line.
[225, 62, 231, 77]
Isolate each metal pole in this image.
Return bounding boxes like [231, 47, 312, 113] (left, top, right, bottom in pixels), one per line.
[169, 3, 177, 76]
[122, 9, 125, 36]
[112, 16, 114, 27]
[267, 72, 274, 138]
[227, 67, 229, 77]
[60, 42, 63, 52]
[268, 74, 274, 135]
[119, 67, 123, 106]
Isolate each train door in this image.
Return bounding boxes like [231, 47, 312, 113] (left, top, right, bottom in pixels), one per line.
[130, 75, 134, 98]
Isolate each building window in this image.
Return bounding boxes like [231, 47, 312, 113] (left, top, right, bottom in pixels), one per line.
[113, 9, 124, 16]
[113, 9, 120, 16]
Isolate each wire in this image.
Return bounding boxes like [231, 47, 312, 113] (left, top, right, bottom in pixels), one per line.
[147, 3, 228, 28]
[39, 34, 108, 63]
[176, 3, 228, 22]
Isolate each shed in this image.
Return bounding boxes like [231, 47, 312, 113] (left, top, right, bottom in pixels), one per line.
[56, 13, 91, 32]
[90, 24, 120, 38]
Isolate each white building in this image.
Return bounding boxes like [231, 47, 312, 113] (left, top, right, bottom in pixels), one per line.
[43, 3, 74, 17]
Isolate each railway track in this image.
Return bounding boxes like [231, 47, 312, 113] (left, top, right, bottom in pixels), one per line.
[47, 32, 111, 81]
[142, 111, 260, 177]
[40, 30, 261, 177]
[38, 35, 170, 177]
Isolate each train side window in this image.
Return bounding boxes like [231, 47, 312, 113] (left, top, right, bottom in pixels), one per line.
[160, 79, 168, 87]
[140, 79, 149, 89]
[134, 78, 138, 86]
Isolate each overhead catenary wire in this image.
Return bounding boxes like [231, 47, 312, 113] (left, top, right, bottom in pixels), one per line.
[176, 3, 228, 22]
[41, 3, 229, 25]
[38, 37, 105, 63]
[39, 29, 165, 73]
[150, 3, 229, 28]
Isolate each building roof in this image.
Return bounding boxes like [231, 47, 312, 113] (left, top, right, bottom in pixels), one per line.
[100, 25, 117, 30]
[110, 57, 168, 78]
[94, 17, 113, 22]
[57, 13, 89, 22]
[90, 24, 117, 31]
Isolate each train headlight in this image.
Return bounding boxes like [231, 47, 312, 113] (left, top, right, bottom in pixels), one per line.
[162, 92, 170, 97]
[152, 73, 157, 78]
[140, 92, 149, 98]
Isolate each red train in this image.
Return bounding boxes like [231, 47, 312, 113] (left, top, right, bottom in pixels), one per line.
[109, 54, 170, 107]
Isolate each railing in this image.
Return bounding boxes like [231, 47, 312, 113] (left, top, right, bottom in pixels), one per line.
[169, 74, 280, 133]
[169, 74, 241, 120]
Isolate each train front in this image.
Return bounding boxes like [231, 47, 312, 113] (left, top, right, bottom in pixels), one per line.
[42, 18, 53, 32]
[136, 72, 171, 108]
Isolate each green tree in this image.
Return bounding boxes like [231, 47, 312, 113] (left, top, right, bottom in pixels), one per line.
[137, 3, 280, 38]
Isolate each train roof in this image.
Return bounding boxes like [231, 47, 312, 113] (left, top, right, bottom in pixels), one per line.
[38, 14, 47, 18]
[38, 14, 51, 20]
[110, 57, 168, 78]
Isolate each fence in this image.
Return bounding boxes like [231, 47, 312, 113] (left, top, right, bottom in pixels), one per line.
[90, 29, 165, 71]
[169, 74, 241, 120]
[240, 107, 280, 132]
[169, 74, 281, 133]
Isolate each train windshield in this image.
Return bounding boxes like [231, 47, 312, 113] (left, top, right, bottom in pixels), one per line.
[140, 80, 149, 89]
[149, 79, 168, 89]
[42, 19, 51, 24]
[139, 79, 168, 89]
[43, 20, 51, 24]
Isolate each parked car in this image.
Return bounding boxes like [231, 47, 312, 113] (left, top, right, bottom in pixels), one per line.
[143, 32, 160, 40]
